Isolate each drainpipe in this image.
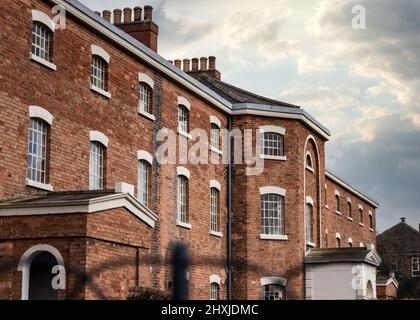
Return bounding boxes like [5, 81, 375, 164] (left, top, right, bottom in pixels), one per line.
[227, 115, 233, 300]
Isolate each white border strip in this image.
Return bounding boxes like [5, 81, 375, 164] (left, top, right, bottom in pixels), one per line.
[177, 166, 190, 180]
[137, 150, 154, 165]
[138, 73, 155, 89]
[259, 186, 286, 196]
[29, 106, 53, 125]
[90, 130, 109, 147]
[210, 180, 221, 191]
[32, 10, 56, 32]
[91, 44, 110, 64]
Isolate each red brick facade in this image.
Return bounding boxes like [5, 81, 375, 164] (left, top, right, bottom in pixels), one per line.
[0, 0, 377, 300]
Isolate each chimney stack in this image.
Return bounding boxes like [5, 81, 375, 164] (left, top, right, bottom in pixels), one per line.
[174, 59, 182, 69]
[134, 7, 142, 21]
[113, 9, 122, 24]
[102, 10, 111, 22]
[123, 8, 132, 23]
[177, 56, 221, 80]
[401, 217, 406, 223]
[110, 6, 159, 52]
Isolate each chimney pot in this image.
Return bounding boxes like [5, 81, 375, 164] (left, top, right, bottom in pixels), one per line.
[168, 60, 173, 64]
[183, 59, 191, 72]
[94, 11, 101, 16]
[174, 59, 182, 69]
[209, 56, 216, 70]
[191, 58, 199, 71]
[200, 57, 208, 70]
[401, 217, 406, 223]
[144, 5, 153, 21]
[134, 7, 142, 21]
[102, 10, 111, 22]
[123, 8, 132, 23]
[113, 9, 122, 24]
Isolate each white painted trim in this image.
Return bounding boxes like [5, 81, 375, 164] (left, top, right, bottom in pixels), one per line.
[306, 196, 314, 206]
[259, 186, 286, 196]
[18, 244, 64, 300]
[325, 171, 379, 208]
[177, 128, 193, 140]
[348, 237, 353, 244]
[178, 96, 191, 110]
[335, 232, 341, 239]
[210, 180, 221, 191]
[369, 210, 373, 216]
[210, 274, 221, 285]
[348, 216, 354, 221]
[306, 241, 316, 248]
[359, 223, 365, 227]
[32, 10, 56, 32]
[359, 204, 364, 211]
[305, 151, 314, 171]
[347, 197, 352, 204]
[0, 193, 158, 228]
[29, 106, 53, 125]
[259, 155, 287, 161]
[335, 190, 340, 197]
[210, 115, 221, 128]
[138, 73, 155, 89]
[359, 242, 364, 247]
[90, 130, 109, 148]
[210, 146, 223, 155]
[260, 276, 287, 287]
[26, 179, 54, 192]
[177, 166, 190, 180]
[138, 109, 156, 121]
[210, 231, 223, 238]
[90, 84, 112, 99]
[176, 220, 192, 230]
[115, 181, 135, 196]
[91, 44, 110, 64]
[137, 150, 153, 165]
[260, 234, 288, 241]
[30, 53, 57, 71]
[335, 211, 342, 216]
[259, 125, 286, 136]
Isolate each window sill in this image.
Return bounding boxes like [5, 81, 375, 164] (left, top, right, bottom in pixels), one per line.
[369, 228, 375, 232]
[325, 205, 329, 209]
[359, 223, 365, 227]
[306, 241, 316, 248]
[177, 128, 192, 140]
[210, 147, 223, 155]
[260, 234, 288, 241]
[138, 108, 156, 121]
[347, 216, 353, 221]
[90, 84, 111, 99]
[306, 166, 314, 173]
[176, 220, 192, 230]
[26, 179, 53, 192]
[30, 53, 57, 71]
[210, 231, 223, 238]
[259, 154, 287, 161]
[335, 211, 342, 216]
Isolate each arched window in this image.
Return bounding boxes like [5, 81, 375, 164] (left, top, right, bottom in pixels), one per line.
[359, 207, 364, 225]
[178, 105, 189, 134]
[305, 200, 313, 244]
[176, 167, 190, 227]
[32, 22, 52, 63]
[210, 187, 220, 233]
[27, 118, 50, 185]
[335, 233, 341, 248]
[89, 142, 105, 190]
[347, 201, 352, 218]
[138, 160, 151, 207]
[90, 45, 111, 98]
[139, 82, 153, 115]
[261, 193, 285, 236]
[306, 152, 314, 171]
[261, 277, 286, 300]
[259, 126, 286, 159]
[334, 193, 340, 212]
[210, 123, 220, 151]
[369, 211, 373, 229]
[348, 238, 353, 247]
[210, 282, 220, 300]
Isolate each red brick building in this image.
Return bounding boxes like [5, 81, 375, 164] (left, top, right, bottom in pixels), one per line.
[0, 0, 378, 300]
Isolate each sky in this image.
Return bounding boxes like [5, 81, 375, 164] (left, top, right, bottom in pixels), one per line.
[79, 0, 420, 233]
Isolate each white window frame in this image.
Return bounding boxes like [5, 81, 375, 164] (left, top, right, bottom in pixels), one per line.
[260, 277, 287, 300]
[259, 187, 287, 241]
[259, 126, 286, 161]
[305, 151, 314, 172]
[359, 204, 364, 227]
[138, 73, 155, 121]
[334, 190, 341, 215]
[177, 98, 191, 139]
[89, 131, 108, 191]
[210, 116, 222, 155]
[90, 45, 111, 99]
[412, 257, 420, 277]
[348, 238, 353, 247]
[176, 167, 191, 229]
[305, 197, 314, 247]
[209, 274, 221, 300]
[335, 232, 341, 248]
[30, 10, 57, 71]
[137, 160, 150, 207]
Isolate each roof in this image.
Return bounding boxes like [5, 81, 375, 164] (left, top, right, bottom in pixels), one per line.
[0, 190, 158, 228]
[377, 221, 420, 253]
[58, 0, 331, 139]
[326, 170, 379, 208]
[376, 273, 399, 287]
[305, 247, 382, 266]
[195, 75, 300, 107]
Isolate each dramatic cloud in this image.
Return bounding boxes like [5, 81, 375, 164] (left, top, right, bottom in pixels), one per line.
[80, 0, 420, 231]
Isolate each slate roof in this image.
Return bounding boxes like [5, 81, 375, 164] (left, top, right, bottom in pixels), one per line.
[377, 221, 420, 254]
[305, 247, 382, 266]
[0, 190, 116, 207]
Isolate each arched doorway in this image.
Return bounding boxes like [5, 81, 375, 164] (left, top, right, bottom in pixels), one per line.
[28, 252, 59, 300]
[366, 280, 374, 299]
[18, 244, 65, 300]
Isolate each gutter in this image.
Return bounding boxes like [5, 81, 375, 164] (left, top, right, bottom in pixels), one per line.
[227, 115, 233, 300]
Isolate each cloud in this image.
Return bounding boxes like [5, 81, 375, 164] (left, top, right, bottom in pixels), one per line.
[297, 55, 337, 74]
